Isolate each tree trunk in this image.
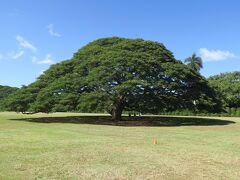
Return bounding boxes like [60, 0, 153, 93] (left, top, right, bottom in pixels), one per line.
[111, 105, 123, 121]
[111, 96, 125, 121]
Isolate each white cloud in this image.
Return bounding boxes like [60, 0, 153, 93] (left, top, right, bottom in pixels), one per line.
[16, 35, 37, 52]
[11, 50, 24, 59]
[31, 56, 38, 63]
[47, 24, 61, 37]
[36, 54, 54, 64]
[199, 48, 236, 62]
[0, 54, 3, 59]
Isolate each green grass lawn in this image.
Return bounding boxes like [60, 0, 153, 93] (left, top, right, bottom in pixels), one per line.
[0, 112, 240, 179]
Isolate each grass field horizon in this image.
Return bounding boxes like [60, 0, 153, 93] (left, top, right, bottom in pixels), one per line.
[1, 112, 240, 179]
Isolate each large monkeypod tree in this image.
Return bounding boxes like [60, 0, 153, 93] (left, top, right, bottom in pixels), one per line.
[5, 37, 222, 120]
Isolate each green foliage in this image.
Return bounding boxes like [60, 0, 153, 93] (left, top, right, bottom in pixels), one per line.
[4, 85, 39, 113]
[0, 85, 18, 101]
[5, 37, 222, 119]
[237, 108, 240, 117]
[208, 71, 240, 108]
[0, 85, 18, 111]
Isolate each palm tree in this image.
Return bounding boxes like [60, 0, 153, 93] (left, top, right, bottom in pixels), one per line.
[184, 53, 203, 72]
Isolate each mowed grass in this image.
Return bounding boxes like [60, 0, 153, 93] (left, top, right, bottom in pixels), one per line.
[0, 112, 240, 179]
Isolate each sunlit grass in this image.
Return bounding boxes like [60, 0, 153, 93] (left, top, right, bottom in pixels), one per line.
[0, 112, 240, 179]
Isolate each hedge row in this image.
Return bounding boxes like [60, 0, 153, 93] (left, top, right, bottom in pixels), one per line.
[159, 108, 240, 117]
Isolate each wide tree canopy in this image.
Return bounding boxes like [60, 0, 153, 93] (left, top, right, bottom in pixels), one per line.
[6, 37, 222, 120]
[208, 71, 240, 108]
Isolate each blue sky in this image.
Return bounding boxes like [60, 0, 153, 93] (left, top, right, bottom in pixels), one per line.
[0, 0, 239, 87]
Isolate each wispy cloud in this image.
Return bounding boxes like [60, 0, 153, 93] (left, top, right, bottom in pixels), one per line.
[0, 54, 3, 59]
[199, 48, 236, 62]
[11, 50, 25, 59]
[47, 24, 61, 37]
[16, 35, 37, 52]
[31, 56, 38, 63]
[36, 54, 54, 64]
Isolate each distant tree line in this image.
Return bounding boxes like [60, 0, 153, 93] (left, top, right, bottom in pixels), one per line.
[0, 85, 18, 111]
[208, 71, 240, 108]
